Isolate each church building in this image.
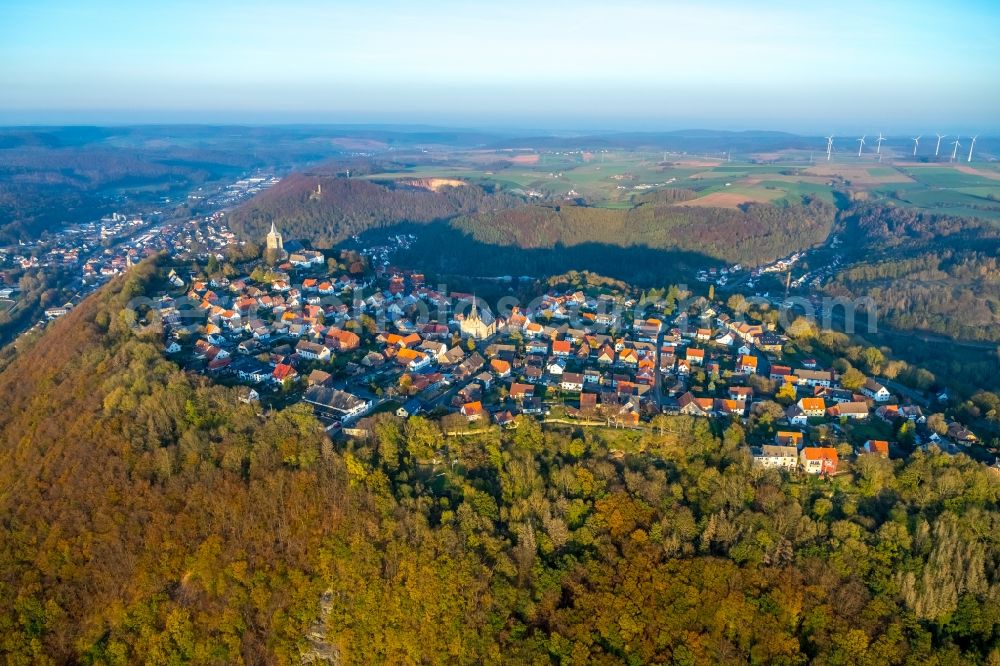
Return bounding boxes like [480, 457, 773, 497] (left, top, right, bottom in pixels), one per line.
[460, 297, 496, 340]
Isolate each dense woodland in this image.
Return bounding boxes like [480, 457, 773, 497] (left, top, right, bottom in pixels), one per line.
[0, 261, 998, 664]
[825, 206, 1000, 342]
[230, 171, 835, 280]
[226, 174, 520, 247]
[451, 197, 835, 267]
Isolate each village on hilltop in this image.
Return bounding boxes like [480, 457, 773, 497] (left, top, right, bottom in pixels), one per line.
[152, 223, 995, 478]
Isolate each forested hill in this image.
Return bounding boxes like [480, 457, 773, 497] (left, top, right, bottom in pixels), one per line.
[0, 261, 371, 662]
[2, 261, 999, 663]
[227, 173, 518, 247]
[231, 170, 836, 267]
[824, 205, 1000, 342]
[452, 196, 836, 267]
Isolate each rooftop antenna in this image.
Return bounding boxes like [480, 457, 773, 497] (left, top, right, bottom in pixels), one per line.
[967, 135, 978, 162]
[911, 135, 921, 156]
[857, 135, 866, 157]
[875, 132, 886, 155]
[935, 133, 946, 157]
[825, 135, 834, 161]
[950, 136, 961, 162]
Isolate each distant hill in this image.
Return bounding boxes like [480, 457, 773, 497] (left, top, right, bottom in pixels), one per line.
[824, 204, 1000, 343]
[227, 173, 519, 247]
[231, 170, 835, 269]
[450, 197, 836, 267]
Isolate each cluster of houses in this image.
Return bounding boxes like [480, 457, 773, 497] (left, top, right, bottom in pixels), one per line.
[154, 231, 985, 472]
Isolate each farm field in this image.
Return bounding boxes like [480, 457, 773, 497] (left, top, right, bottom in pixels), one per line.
[363, 149, 1000, 217]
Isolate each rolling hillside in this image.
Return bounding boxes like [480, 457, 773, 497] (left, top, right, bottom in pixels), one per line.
[227, 173, 517, 247]
[0, 261, 998, 663]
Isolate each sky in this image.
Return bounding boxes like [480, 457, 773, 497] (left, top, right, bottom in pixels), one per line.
[1, 0, 999, 132]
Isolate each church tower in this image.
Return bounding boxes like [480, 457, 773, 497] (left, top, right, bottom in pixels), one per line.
[265, 221, 284, 254]
[468, 294, 480, 322]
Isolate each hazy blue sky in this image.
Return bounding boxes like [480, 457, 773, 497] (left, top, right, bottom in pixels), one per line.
[2, 0, 998, 131]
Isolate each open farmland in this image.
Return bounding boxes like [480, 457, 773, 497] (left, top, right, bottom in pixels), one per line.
[357, 147, 1000, 221]
[676, 189, 783, 208]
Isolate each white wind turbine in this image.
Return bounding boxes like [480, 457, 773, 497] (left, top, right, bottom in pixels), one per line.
[825, 135, 834, 161]
[911, 135, 921, 156]
[967, 135, 978, 162]
[875, 132, 886, 155]
[857, 135, 866, 157]
[950, 136, 961, 162]
[935, 133, 946, 157]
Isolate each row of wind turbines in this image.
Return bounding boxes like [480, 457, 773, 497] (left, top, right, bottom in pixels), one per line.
[823, 132, 978, 162]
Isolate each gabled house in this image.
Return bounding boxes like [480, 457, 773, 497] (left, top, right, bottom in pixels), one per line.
[714, 399, 746, 417]
[510, 383, 535, 400]
[461, 401, 485, 421]
[797, 369, 833, 388]
[785, 404, 808, 426]
[752, 445, 798, 469]
[827, 401, 869, 420]
[396, 398, 423, 418]
[677, 392, 712, 417]
[596, 345, 615, 364]
[729, 386, 753, 402]
[272, 363, 298, 384]
[396, 348, 431, 371]
[526, 339, 549, 355]
[797, 397, 826, 417]
[560, 372, 585, 392]
[308, 369, 333, 387]
[775, 430, 804, 447]
[295, 339, 331, 361]
[861, 439, 890, 457]
[770, 365, 793, 383]
[800, 447, 838, 475]
[303, 386, 370, 421]
[861, 378, 892, 403]
[491, 359, 512, 378]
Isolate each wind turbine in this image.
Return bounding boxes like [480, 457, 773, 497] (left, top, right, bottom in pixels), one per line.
[950, 136, 961, 162]
[857, 135, 866, 157]
[935, 133, 946, 157]
[911, 135, 921, 156]
[875, 132, 886, 155]
[825, 135, 834, 161]
[967, 135, 978, 162]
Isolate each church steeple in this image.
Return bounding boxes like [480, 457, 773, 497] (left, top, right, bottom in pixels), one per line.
[469, 294, 479, 321]
[265, 222, 284, 255]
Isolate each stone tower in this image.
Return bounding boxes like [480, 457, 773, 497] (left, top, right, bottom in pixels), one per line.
[265, 221, 284, 254]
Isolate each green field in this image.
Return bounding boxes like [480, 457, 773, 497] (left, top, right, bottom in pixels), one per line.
[364, 150, 1000, 217]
